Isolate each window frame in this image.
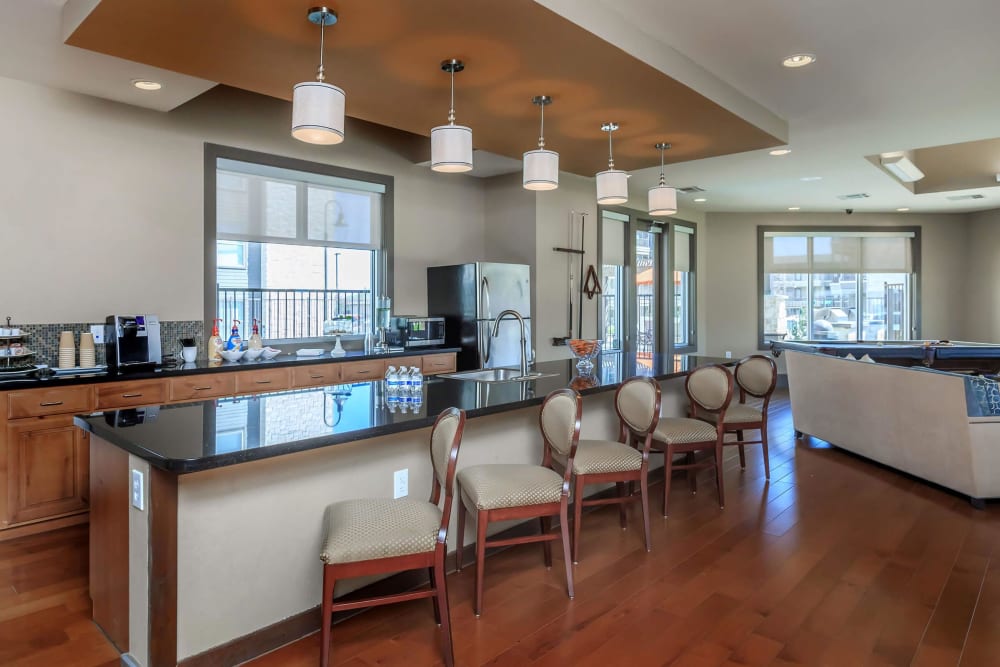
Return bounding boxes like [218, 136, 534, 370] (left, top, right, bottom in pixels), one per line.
[204, 143, 394, 342]
[756, 225, 921, 349]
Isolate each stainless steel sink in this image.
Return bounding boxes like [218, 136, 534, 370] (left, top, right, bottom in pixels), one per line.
[439, 368, 557, 383]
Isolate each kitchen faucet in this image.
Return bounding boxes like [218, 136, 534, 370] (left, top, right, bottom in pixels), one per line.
[491, 309, 529, 377]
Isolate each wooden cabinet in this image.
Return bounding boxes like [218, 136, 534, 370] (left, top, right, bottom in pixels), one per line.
[340, 359, 385, 382]
[169, 373, 236, 401]
[291, 364, 342, 389]
[391, 355, 423, 371]
[234, 368, 291, 394]
[8, 386, 94, 419]
[423, 353, 457, 375]
[96, 380, 167, 410]
[3, 415, 89, 526]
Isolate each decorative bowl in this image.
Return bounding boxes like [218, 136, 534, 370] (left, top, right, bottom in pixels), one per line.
[568, 339, 602, 372]
[260, 347, 282, 360]
[243, 348, 264, 361]
[219, 348, 246, 362]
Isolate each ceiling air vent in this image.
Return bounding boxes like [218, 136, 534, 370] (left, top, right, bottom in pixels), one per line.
[677, 186, 705, 194]
[946, 194, 985, 201]
[837, 193, 871, 200]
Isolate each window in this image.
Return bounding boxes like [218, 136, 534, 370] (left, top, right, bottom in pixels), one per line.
[206, 145, 393, 342]
[672, 224, 696, 351]
[759, 227, 919, 347]
[600, 211, 627, 351]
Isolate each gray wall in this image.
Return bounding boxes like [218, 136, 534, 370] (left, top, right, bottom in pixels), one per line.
[966, 209, 1000, 342]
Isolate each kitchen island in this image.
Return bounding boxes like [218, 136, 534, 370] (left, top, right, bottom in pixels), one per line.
[76, 353, 726, 667]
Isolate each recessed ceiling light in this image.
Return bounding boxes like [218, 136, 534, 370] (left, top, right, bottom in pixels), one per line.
[693, 198, 707, 203]
[782, 53, 816, 68]
[132, 79, 162, 91]
[769, 148, 792, 156]
[800, 176, 822, 182]
[896, 207, 910, 212]
[788, 207, 801, 211]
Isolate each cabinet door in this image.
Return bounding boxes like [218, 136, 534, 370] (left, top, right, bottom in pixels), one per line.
[422, 353, 457, 375]
[5, 416, 89, 526]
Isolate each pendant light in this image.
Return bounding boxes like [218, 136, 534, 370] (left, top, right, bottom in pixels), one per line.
[648, 142, 678, 216]
[431, 59, 473, 173]
[291, 7, 345, 145]
[523, 96, 558, 190]
[596, 122, 628, 205]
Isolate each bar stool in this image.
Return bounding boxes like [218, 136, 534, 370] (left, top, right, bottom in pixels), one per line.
[567, 376, 660, 563]
[455, 388, 579, 616]
[318, 407, 466, 667]
[650, 365, 733, 515]
[704, 355, 777, 479]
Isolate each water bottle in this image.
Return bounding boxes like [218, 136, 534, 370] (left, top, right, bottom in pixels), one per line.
[410, 366, 424, 395]
[400, 366, 414, 394]
[385, 365, 398, 394]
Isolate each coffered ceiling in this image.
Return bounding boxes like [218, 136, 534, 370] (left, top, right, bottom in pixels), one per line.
[63, 0, 784, 176]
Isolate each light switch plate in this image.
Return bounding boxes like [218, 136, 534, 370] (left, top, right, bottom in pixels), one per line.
[131, 469, 145, 510]
[90, 324, 105, 345]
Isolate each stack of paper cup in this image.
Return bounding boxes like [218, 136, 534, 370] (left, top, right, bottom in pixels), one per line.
[79, 332, 96, 368]
[58, 331, 75, 369]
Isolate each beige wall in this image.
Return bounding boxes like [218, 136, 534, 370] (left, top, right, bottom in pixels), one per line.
[0, 77, 485, 323]
[702, 212, 972, 359]
[966, 209, 1000, 342]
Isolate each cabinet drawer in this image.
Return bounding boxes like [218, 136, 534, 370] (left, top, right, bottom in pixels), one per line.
[291, 364, 342, 389]
[235, 368, 291, 394]
[422, 353, 457, 375]
[340, 359, 385, 383]
[169, 373, 236, 402]
[8, 386, 94, 419]
[96, 380, 167, 410]
[391, 356, 423, 371]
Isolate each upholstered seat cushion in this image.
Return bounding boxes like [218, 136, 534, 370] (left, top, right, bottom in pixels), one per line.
[320, 498, 441, 565]
[458, 464, 563, 510]
[703, 404, 762, 424]
[564, 439, 643, 474]
[653, 418, 718, 444]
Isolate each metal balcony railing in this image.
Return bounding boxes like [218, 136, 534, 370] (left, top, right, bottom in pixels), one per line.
[217, 288, 371, 340]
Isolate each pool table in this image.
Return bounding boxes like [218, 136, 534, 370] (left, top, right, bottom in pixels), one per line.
[770, 340, 1000, 376]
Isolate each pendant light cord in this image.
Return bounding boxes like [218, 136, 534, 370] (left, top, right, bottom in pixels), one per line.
[316, 12, 327, 83]
[448, 68, 456, 125]
[538, 104, 545, 149]
[607, 128, 615, 170]
[659, 146, 666, 186]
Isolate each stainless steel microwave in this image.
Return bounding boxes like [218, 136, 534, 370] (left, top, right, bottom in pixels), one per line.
[390, 316, 446, 348]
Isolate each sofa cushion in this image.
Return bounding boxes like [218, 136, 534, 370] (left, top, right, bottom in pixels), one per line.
[966, 376, 1000, 417]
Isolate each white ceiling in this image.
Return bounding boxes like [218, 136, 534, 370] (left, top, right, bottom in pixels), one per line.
[544, 0, 1000, 213]
[5, 0, 1000, 213]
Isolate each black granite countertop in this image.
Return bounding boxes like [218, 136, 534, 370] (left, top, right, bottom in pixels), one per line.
[0, 347, 459, 391]
[74, 353, 728, 474]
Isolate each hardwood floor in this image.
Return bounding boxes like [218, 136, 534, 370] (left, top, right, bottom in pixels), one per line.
[3, 391, 1000, 666]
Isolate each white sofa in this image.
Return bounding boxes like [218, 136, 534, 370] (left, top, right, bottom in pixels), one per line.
[785, 350, 1000, 504]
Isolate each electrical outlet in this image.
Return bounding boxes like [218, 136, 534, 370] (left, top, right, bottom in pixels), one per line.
[393, 469, 408, 499]
[131, 469, 145, 510]
[725, 351, 733, 359]
[90, 324, 105, 345]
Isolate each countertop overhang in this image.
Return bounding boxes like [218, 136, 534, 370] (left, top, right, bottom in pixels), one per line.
[74, 353, 729, 474]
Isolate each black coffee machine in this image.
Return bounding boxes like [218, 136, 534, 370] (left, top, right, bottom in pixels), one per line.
[106, 315, 162, 373]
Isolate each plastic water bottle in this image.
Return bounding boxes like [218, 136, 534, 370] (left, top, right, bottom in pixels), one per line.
[400, 366, 414, 393]
[409, 366, 424, 395]
[385, 365, 398, 393]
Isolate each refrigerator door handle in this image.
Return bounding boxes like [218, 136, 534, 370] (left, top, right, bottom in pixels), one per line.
[479, 276, 492, 366]
[480, 276, 491, 321]
[479, 320, 492, 366]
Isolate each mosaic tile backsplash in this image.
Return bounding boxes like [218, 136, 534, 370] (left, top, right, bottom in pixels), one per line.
[11, 320, 204, 367]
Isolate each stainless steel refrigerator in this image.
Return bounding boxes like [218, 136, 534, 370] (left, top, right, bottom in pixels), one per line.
[427, 262, 532, 371]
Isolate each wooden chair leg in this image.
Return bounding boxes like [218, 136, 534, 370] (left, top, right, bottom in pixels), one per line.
[737, 432, 746, 469]
[715, 442, 726, 509]
[474, 510, 488, 617]
[429, 567, 441, 625]
[455, 491, 466, 572]
[540, 516, 552, 568]
[639, 469, 651, 552]
[686, 451, 697, 494]
[559, 500, 575, 600]
[320, 566, 336, 667]
[616, 482, 628, 529]
[572, 475, 585, 564]
[761, 424, 771, 480]
[433, 559, 455, 667]
[663, 445, 676, 517]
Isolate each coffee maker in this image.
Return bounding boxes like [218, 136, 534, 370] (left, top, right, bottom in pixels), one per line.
[106, 315, 162, 372]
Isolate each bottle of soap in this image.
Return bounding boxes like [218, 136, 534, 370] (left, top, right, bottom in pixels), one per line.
[226, 319, 242, 351]
[208, 318, 224, 363]
[248, 319, 263, 350]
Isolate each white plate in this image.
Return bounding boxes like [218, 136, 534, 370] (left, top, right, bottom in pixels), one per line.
[296, 348, 325, 357]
